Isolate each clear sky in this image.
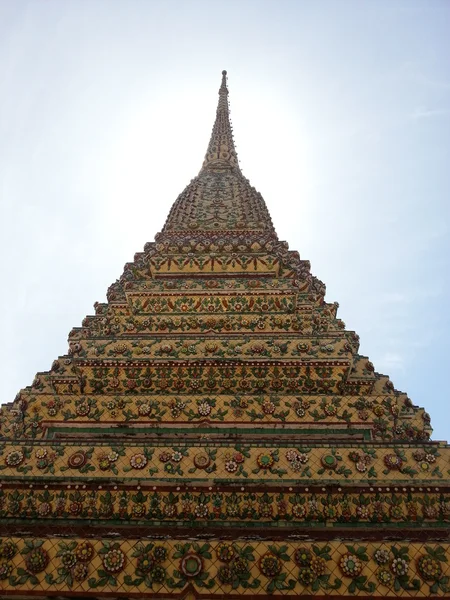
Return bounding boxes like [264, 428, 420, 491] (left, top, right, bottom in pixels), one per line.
[1, 0, 449, 440]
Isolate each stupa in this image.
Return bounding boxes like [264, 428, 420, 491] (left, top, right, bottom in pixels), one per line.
[0, 71, 449, 599]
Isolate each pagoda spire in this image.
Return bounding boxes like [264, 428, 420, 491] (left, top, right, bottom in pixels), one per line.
[200, 70, 241, 173]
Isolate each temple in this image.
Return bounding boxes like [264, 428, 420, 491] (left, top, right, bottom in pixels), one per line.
[0, 71, 449, 599]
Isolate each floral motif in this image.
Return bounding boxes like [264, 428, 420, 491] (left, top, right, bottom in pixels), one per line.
[216, 543, 236, 562]
[138, 403, 151, 416]
[179, 553, 203, 578]
[150, 564, 166, 583]
[384, 454, 403, 470]
[225, 460, 238, 472]
[259, 552, 282, 578]
[256, 452, 275, 469]
[72, 562, 88, 582]
[218, 565, 234, 584]
[0, 561, 13, 580]
[130, 453, 148, 469]
[61, 551, 77, 568]
[321, 454, 337, 470]
[339, 553, 363, 578]
[390, 557, 408, 576]
[298, 567, 315, 585]
[376, 567, 393, 586]
[262, 400, 276, 415]
[198, 401, 211, 416]
[75, 541, 94, 562]
[25, 547, 50, 573]
[285, 449, 299, 462]
[0, 541, 17, 560]
[137, 553, 154, 573]
[76, 402, 90, 416]
[417, 555, 442, 581]
[153, 545, 168, 563]
[193, 453, 211, 469]
[67, 451, 87, 469]
[5, 450, 24, 467]
[310, 556, 327, 576]
[102, 547, 126, 573]
[294, 547, 312, 567]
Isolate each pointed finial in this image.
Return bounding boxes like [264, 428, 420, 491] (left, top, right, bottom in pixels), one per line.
[221, 70, 227, 88]
[200, 70, 240, 173]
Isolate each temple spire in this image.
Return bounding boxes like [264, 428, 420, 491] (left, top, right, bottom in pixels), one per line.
[200, 70, 241, 173]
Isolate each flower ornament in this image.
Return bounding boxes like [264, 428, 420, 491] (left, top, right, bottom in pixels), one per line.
[194, 504, 209, 518]
[180, 553, 203, 578]
[198, 402, 212, 416]
[262, 401, 276, 415]
[61, 552, 77, 568]
[310, 556, 326, 576]
[75, 541, 94, 562]
[25, 547, 50, 573]
[5, 450, 24, 467]
[233, 452, 245, 463]
[76, 403, 90, 416]
[138, 403, 151, 416]
[0, 541, 17, 560]
[298, 567, 315, 585]
[321, 454, 338, 470]
[150, 565, 166, 583]
[390, 557, 408, 576]
[98, 453, 111, 471]
[377, 568, 393, 585]
[218, 565, 234, 585]
[137, 554, 154, 573]
[384, 454, 403, 470]
[294, 547, 312, 567]
[132, 504, 146, 518]
[72, 563, 88, 582]
[259, 552, 282, 578]
[339, 553, 363, 578]
[130, 453, 147, 469]
[152, 545, 167, 563]
[292, 504, 307, 519]
[285, 449, 299, 462]
[193, 453, 211, 470]
[102, 547, 126, 573]
[225, 460, 238, 473]
[107, 451, 119, 463]
[256, 452, 275, 469]
[67, 451, 87, 469]
[417, 555, 442, 581]
[0, 562, 13, 580]
[216, 543, 235, 562]
[159, 451, 171, 463]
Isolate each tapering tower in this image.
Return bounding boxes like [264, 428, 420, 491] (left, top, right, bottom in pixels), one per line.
[0, 71, 449, 599]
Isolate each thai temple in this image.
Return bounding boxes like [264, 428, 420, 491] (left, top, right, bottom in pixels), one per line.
[1, 71, 449, 600]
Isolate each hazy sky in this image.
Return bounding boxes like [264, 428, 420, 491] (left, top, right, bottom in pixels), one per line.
[1, 0, 449, 440]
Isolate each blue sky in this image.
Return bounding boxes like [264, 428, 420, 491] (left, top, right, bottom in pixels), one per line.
[0, 0, 449, 439]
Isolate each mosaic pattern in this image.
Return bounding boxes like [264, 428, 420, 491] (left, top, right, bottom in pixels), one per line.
[0, 537, 449, 597]
[0, 71, 448, 597]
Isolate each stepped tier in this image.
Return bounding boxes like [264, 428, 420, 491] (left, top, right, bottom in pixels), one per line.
[0, 71, 448, 599]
